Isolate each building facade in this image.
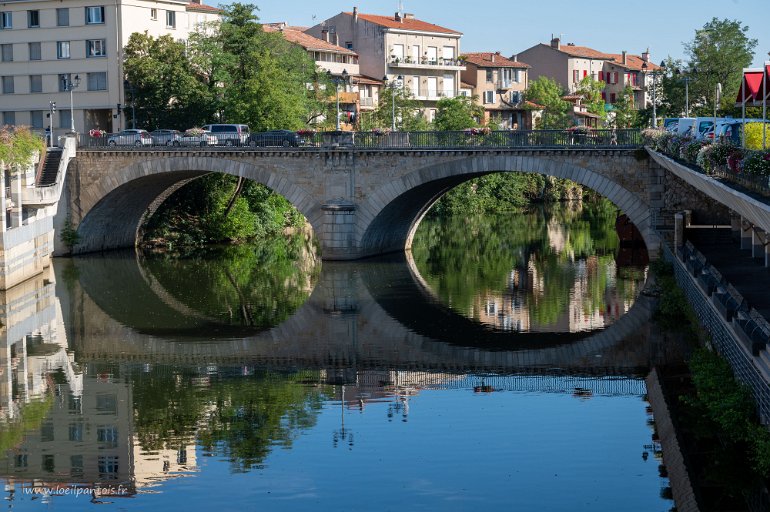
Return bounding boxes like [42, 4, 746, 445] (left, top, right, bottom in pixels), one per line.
[307, 8, 464, 122]
[460, 52, 531, 129]
[516, 38, 659, 110]
[0, 0, 219, 138]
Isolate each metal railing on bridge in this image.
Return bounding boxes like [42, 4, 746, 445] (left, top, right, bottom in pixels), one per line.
[82, 129, 642, 151]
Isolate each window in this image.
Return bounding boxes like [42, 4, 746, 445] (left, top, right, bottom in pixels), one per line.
[30, 110, 43, 128]
[427, 76, 437, 98]
[610, 92, 616, 103]
[86, 6, 104, 24]
[29, 75, 42, 93]
[513, 69, 520, 83]
[2, 76, 14, 94]
[58, 109, 70, 129]
[97, 426, 118, 448]
[68, 422, 83, 441]
[427, 46, 437, 63]
[98, 456, 119, 479]
[601, 91, 606, 101]
[411, 75, 419, 97]
[486, 69, 493, 83]
[391, 44, 404, 61]
[86, 39, 106, 57]
[14, 454, 27, 468]
[345, 41, 353, 50]
[0, 12, 11, 29]
[96, 393, 117, 413]
[58, 73, 71, 92]
[40, 421, 54, 442]
[87, 72, 107, 90]
[599, 71, 604, 82]
[27, 10, 39, 28]
[483, 90, 495, 104]
[443, 74, 454, 97]
[28, 42, 40, 60]
[1, 44, 12, 62]
[70, 455, 84, 478]
[57, 8, 69, 26]
[412, 44, 420, 63]
[150, 8, 157, 20]
[573, 69, 579, 83]
[2, 112, 15, 126]
[165, 10, 175, 28]
[442, 46, 455, 61]
[42, 455, 55, 473]
[57, 41, 70, 59]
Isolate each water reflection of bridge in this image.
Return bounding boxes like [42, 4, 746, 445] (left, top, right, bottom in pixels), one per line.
[63, 252, 666, 375]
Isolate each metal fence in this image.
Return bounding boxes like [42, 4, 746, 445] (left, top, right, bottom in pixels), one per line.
[711, 166, 770, 199]
[81, 129, 642, 151]
[663, 243, 770, 424]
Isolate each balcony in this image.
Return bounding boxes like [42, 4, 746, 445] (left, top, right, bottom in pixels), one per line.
[388, 57, 465, 71]
[359, 97, 374, 108]
[337, 91, 358, 104]
[497, 79, 519, 90]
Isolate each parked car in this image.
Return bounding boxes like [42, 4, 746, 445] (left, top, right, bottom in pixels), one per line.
[249, 130, 301, 147]
[201, 124, 250, 146]
[107, 129, 153, 146]
[179, 129, 218, 147]
[150, 129, 182, 146]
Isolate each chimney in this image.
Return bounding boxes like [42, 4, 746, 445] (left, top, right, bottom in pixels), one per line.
[394, 11, 401, 22]
[353, 6, 358, 22]
[550, 36, 560, 50]
[622, 50, 627, 65]
[321, 23, 329, 42]
[641, 47, 650, 63]
[512, 54, 518, 62]
[404, 13, 414, 19]
[491, 53, 495, 63]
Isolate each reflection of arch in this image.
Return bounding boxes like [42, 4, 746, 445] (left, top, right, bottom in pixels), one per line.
[358, 155, 657, 258]
[69, 252, 655, 372]
[73, 157, 318, 254]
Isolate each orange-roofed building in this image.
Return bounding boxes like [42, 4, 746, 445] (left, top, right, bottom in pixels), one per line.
[517, 37, 661, 115]
[306, 8, 464, 122]
[461, 52, 534, 129]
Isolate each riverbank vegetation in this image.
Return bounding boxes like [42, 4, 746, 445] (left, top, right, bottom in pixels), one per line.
[651, 259, 770, 508]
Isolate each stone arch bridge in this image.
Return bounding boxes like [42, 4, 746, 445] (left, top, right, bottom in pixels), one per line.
[64, 147, 666, 258]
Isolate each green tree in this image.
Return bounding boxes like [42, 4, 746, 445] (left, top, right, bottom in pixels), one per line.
[361, 85, 429, 131]
[684, 18, 758, 116]
[524, 76, 571, 129]
[433, 96, 484, 131]
[575, 76, 607, 122]
[612, 86, 638, 128]
[123, 32, 214, 129]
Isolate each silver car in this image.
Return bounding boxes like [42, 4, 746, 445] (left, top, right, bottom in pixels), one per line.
[179, 130, 218, 147]
[150, 129, 182, 146]
[107, 129, 153, 146]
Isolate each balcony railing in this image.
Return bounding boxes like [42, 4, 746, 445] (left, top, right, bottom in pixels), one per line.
[388, 57, 465, 69]
[360, 97, 374, 108]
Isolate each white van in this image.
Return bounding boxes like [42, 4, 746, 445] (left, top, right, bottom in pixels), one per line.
[675, 118, 695, 137]
[201, 124, 250, 146]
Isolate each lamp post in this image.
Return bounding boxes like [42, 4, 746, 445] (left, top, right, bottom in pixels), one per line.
[382, 74, 403, 131]
[327, 69, 349, 131]
[674, 68, 696, 118]
[61, 74, 80, 133]
[47, 101, 56, 149]
[123, 80, 136, 129]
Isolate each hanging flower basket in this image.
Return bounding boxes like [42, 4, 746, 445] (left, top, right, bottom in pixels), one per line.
[297, 129, 316, 136]
[372, 128, 392, 136]
[89, 129, 106, 137]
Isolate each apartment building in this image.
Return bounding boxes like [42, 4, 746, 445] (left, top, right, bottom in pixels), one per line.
[460, 52, 532, 129]
[516, 38, 660, 109]
[0, 0, 219, 138]
[264, 22, 381, 129]
[306, 8, 464, 122]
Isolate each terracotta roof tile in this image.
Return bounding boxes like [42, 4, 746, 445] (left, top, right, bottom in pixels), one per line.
[185, 2, 221, 13]
[263, 25, 357, 56]
[462, 52, 529, 69]
[344, 12, 461, 35]
[555, 44, 613, 60]
[605, 53, 661, 71]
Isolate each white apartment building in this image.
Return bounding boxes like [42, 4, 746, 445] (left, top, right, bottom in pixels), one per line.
[0, 0, 219, 138]
[306, 8, 464, 122]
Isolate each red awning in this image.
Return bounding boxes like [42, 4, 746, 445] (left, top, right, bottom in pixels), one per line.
[736, 70, 764, 105]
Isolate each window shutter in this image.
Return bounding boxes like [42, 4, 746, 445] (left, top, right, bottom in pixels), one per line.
[599, 71, 604, 81]
[614, 72, 619, 84]
[583, 70, 587, 78]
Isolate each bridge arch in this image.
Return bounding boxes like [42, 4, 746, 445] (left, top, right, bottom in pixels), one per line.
[72, 156, 319, 254]
[358, 153, 658, 257]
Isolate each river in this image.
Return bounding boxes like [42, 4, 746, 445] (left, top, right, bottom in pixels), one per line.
[0, 201, 679, 511]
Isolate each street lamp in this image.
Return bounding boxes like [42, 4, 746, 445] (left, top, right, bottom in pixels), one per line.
[61, 74, 80, 133]
[382, 74, 403, 131]
[327, 69, 350, 131]
[674, 68, 697, 118]
[642, 61, 664, 127]
[123, 80, 136, 129]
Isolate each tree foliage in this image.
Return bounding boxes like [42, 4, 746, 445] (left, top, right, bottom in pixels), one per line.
[360, 85, 429, 131]
[612, 86, 638, 128]
[524, 76, 571, 129]
[575, 76, 607, 122]
[433, 96, 484, 131]
[684, 18, 758, 117]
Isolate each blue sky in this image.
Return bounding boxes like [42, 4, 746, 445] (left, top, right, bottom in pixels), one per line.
[233, 0, 770, 68]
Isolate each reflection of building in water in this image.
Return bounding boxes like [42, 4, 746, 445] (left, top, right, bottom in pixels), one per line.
[475, 255, 643, 333]
[132, 440, 198, 491]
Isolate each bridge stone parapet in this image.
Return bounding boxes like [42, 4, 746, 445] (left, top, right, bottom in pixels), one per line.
[65, 147, 661, 259]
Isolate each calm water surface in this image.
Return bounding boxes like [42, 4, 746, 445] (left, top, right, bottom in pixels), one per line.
[0, 203, 674, 511]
